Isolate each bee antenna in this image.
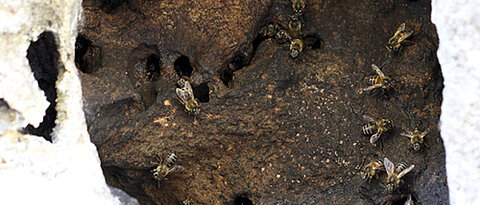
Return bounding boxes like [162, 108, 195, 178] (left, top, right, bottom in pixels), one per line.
[358, 159, 366, 171]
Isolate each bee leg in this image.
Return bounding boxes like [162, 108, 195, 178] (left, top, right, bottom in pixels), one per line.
[379, 138, 385, 153]
[402, 39, 415, 46]
[157, 154, 163, 162]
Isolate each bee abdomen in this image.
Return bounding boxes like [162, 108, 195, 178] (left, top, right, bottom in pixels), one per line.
[367, 76, 377, 86]
[396, 162, 407, 172]
[166, 153, 177, 167]
[362, 123, 376, 135]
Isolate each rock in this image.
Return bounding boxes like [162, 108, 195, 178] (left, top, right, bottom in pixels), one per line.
[0, 0, 122, 204]
[82, 0, 448, 204]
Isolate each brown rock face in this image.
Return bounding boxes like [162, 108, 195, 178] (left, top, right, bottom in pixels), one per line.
[80, 0, 448, 204]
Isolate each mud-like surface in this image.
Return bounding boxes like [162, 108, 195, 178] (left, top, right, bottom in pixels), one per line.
[80, 0, 448, 204]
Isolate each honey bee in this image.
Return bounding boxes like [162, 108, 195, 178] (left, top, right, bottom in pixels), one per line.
[404, 194, 414, 205]
[384, 157, 415, 192]
[288, 15, 302, 38]
[360, 160, 384, 180]
[259, 23, 279, 38]
[386, 23, 413, 52]
[275, 29, 292, 44]
[289, 38, 304, 58]
[176, 77, 200, 114]
[363, 64, 393, 92]
[152, 153, 184, 185]
[401, 128, 429, 151]
[362, 115, 393, 144]
[292, 0, 305, 16]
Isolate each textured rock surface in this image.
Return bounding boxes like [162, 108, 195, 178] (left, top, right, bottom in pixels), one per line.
[0, 0, 124, 204]
[432, 0, 480, 204]
[82, 0, 448, 204]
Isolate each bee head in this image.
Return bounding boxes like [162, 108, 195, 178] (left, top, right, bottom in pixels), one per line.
[294, 4, 304, 14]
[381, 119, 393, 129]
[153, 170, 163, 181]
[360, 171, 368, 179]
[413, 143, 421, 151]
[386, 45, 394, 52]
[386, 183, 396, 192]
[290, 48, 300, 58]
[276, 30, 285, 39]
[266, 23, 277, 36]
[191, 106, 200, 115]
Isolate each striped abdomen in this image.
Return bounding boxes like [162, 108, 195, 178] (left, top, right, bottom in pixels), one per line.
[362, 122, 377, 135]
[165, 153, 177, 167]
[395, 162, 407, 173]
[367, 76, 381, 86]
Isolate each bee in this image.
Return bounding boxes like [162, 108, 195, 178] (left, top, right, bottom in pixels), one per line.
[292, 0, 305, 16]
[360, 160, 384, 180]
[404, 194, 414, 205]
[152, 153, 184, 185]
[384, 157, 415, 192]
[259, 23, 279, 38]
[386, 23, 413, 52]
[289, 38, 304, 58]
[275, 29, 292, 44]
[363, 64, 393, 92]
[176, 77, 200, 114]
[362, 115, 393, 144]
[401, 128, 429, 151]
[288, 15, 302, 38]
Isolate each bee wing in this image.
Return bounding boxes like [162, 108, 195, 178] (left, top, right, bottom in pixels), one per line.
[406, 194, 413, 204]
[169, 165, 184, 173]
[363, 84, 382, 91]
[396, 23, 406, 34]
[370, 131, 382, 144]
[384, 158, 394, 176]
[176, 85, 195, 103]
[362, 115, 375, 122]
[372, 64, 385, 77]
[398, 165, 415, 179]
[183, 80, 194, 93]
[176, 88, 189, 103]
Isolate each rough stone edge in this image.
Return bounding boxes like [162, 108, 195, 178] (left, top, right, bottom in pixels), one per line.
[0, 0, 126, 204]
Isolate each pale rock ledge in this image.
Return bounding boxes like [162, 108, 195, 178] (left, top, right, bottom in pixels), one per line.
[0, 0, 135, 204]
